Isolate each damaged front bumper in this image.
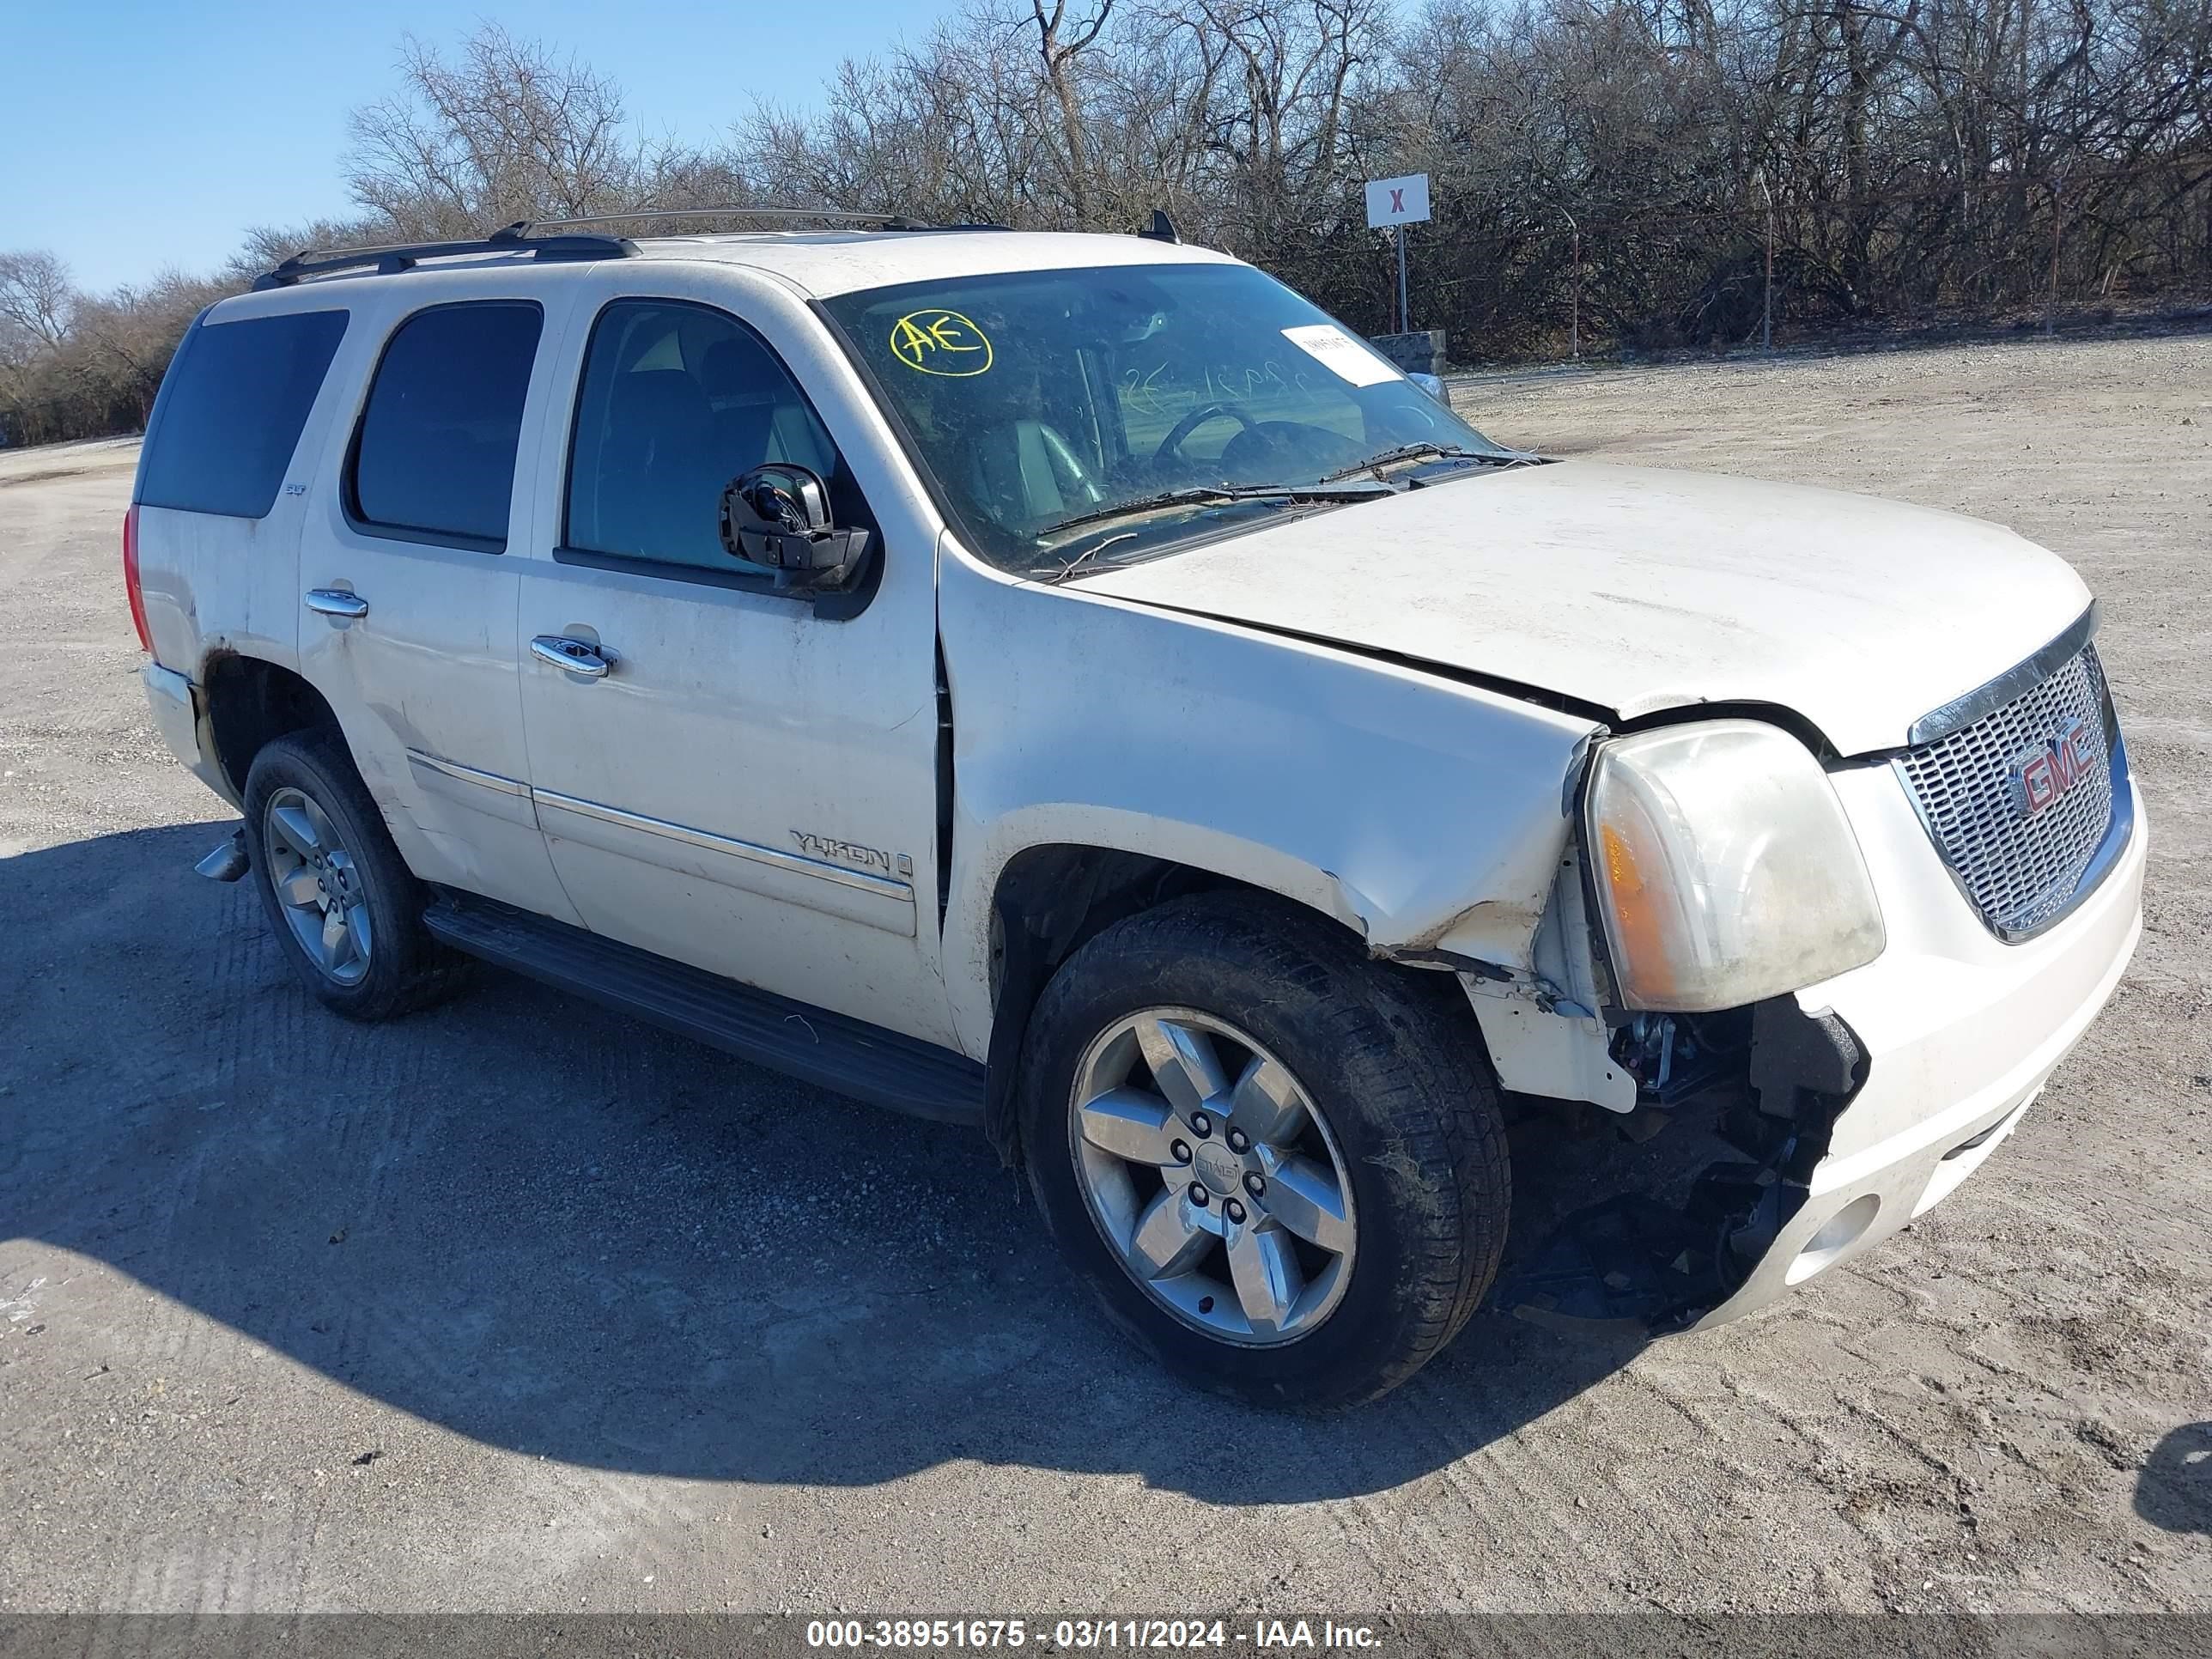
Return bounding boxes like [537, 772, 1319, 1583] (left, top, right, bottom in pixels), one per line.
[1690, 759, 2147, 1328]
[1504, 752, 2148, 1335]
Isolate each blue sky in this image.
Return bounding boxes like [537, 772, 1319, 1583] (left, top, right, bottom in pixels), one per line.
[3, 1, 924, 293]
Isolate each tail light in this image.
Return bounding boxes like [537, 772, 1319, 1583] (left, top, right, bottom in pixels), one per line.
[122, 502, 151, 653]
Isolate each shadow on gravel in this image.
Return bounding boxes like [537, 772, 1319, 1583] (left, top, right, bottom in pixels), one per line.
[2136, 1424, 2212, 1534]
[3, 823, 1644, 1504]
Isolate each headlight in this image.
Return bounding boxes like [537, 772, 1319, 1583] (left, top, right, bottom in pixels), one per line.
[1584, 720, 1885, 1012]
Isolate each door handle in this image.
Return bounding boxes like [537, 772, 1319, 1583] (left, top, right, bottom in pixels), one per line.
[531, 635, 612, 679]
[305, 588, 369, 620]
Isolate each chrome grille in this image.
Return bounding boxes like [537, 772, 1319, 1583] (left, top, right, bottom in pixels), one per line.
[1896, 646, 2117, 937]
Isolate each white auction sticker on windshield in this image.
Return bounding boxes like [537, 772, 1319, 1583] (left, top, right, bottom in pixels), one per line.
[1280, 324, 1399, 386]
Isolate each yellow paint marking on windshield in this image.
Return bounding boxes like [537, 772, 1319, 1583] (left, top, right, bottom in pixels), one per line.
[890, 310, 994, 376]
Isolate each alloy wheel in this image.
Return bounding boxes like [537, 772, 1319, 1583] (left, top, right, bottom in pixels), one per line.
[262, 785, 374, 986]
[1067, 1007, 1357, 1346]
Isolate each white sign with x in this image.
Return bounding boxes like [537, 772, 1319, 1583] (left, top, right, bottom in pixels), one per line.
[1364, 173, 1431, 228]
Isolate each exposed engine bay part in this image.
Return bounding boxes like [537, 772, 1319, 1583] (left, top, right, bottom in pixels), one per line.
[1610, 1007, 1753, 1108]
[1497, 996, 1869, 1335]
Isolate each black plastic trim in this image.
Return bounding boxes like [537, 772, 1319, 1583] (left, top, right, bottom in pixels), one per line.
[423, 890, 986, 1127]
[544, 538, 884, 623]
[981, 896, 1048, 1165]
[552, 543, 786, 592]
[347, 522, 507, 556]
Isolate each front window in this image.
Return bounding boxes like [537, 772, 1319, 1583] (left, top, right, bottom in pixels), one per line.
[821, 263, 1510, 574]
[564, 298, 848, 575]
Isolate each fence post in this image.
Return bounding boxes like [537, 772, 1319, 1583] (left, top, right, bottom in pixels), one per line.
[2045, 177, 2063, 337]
[1559, 206, 1581, 360]
[1755, 169, 1775, 351]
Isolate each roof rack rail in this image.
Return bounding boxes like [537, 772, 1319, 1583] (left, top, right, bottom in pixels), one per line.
[253, 222, 633, 290]
[512, 205, 1010, 235]
[252, 204, 1012, 290]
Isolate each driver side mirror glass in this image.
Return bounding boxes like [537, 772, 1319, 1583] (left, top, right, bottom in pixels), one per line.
[719, 464, 870, 591]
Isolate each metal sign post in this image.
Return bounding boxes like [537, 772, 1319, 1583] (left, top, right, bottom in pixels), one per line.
[1395, 226, 1408, 333]
[1364, 173, 1431, 335]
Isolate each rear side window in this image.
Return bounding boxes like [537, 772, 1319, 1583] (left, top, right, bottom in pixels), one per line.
[349, 301, 543, 549]
[137, 309, 349, 519]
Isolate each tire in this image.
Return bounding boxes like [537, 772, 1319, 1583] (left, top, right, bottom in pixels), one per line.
[1018, 891, 1510, 1409]
[241, 729, 463, 1021]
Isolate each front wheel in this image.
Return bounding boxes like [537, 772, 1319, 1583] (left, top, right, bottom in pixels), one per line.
[1018, 893, 1510, 1409]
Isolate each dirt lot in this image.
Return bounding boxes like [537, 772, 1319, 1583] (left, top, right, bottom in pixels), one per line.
[2, 339, 2208, 1619]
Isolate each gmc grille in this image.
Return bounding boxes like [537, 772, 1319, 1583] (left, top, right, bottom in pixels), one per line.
[1895, 646, 2120, 938]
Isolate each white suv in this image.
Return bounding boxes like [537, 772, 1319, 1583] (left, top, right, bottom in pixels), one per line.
[128, 215, 2145, 1407]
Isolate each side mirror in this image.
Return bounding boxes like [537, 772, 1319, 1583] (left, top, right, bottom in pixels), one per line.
[719, 464, 870, 590]
[1407, 372, 1449, 406]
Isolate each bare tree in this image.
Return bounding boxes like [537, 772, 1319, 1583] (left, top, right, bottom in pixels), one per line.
[10, 2, 2211, 450]
[0, 252, 74, 350]
[1029, 1, 1119, 218]
[343, 24, 681, 235]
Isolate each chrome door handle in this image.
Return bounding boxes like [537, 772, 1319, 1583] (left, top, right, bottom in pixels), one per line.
[305, 588, 369, 620]
[531, 635, 611, 679]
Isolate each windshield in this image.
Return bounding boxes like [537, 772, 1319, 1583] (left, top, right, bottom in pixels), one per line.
[819, 262, 1511, 574]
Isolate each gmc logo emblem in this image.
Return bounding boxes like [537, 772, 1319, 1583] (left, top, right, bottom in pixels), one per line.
[2008, 718, 2097, 817]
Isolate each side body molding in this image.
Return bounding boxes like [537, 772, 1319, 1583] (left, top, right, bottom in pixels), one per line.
[404, 749, 918, 937]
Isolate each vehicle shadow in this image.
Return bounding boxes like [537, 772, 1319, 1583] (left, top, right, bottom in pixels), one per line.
[2136, 1423, 2212, 1534]
[2, 823, 1649, 1504]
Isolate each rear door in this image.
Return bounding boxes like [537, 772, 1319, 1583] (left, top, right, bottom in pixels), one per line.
[512, 264, 957, 1046]
[295, 283, 583, 924]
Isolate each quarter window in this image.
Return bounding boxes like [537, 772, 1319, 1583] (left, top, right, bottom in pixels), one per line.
[137, 308, 349, 519]
[565, 299, 844, 574]
[349, 301, 543, 548]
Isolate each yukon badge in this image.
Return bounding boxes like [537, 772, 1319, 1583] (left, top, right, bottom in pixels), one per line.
[791, 830, 913, 881]
[2008, 717, 2097, 818]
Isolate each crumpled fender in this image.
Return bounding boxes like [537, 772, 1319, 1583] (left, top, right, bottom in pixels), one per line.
[937, 544, 1601, 1054]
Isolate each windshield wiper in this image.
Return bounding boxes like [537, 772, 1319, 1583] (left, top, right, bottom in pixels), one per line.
[1320, 442, 1538, 483]
[1034, 480, 1395, 546]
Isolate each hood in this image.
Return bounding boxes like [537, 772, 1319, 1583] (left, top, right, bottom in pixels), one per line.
[1077, 461, 2092, 757]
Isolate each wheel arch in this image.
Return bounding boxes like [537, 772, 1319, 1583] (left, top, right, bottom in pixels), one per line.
[974, 833, 1487, 1167]
[200, 651, 344, 799]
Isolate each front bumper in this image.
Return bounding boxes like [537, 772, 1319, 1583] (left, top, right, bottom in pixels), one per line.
[1692, 754, 2148, 1328]
[143, 661, 238, 807]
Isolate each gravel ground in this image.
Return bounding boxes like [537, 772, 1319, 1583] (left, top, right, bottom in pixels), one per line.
[1, 337, 2208, 1619]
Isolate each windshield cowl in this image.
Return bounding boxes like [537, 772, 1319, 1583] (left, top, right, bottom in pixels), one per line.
[1321, 442, 1540, 484]
[1041, 486, 1399, 580]
[1037, 479, 1395, 544]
